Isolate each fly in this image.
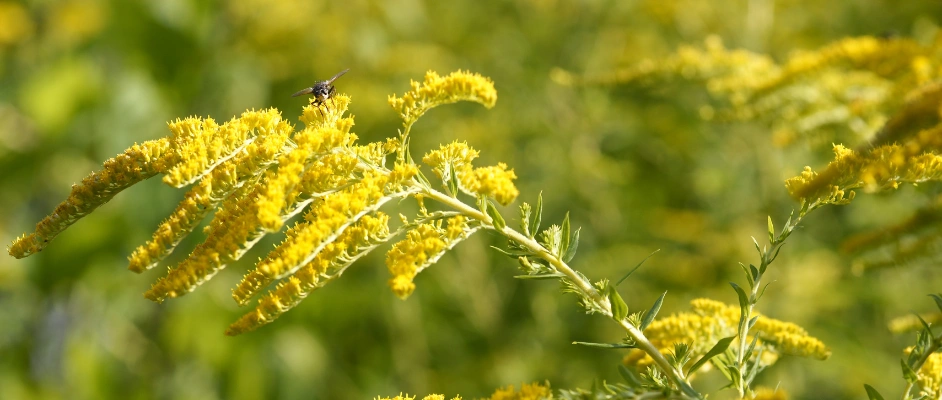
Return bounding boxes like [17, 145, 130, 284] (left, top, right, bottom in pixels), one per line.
[291, 68, 350, 105]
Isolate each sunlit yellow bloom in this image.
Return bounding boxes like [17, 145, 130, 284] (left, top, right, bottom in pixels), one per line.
[786, 144, 942, 206]
[487, 382, 552, 400]
[128, 109, 294, 272]
[423, 141, 481, 177]
[0, 2, 34, 45]
[8, 138, 173, 258]
[374, 394, 462, 400]
[232, 171, 395, 305]
[463, 163, 520, 205]
[751, 387, 787, 400]
[389, 71, 497, 125]
[227, 213, 391, 335]
[625, 298, 829, 368]
[917, 352, 942, 398]
[386, 216, 475, 299]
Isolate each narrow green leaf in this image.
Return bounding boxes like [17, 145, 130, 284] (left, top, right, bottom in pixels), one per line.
[930, 294, 942, 314]
[414, 168, 432, 188]
[640, 291, 667, 331]
[901, 359, 918, 383]
[572, 341, 635, 349]
[864, 384, 885, 400]
[767, 216, 774, 244]
[560, 212, 571, 257]
[486, 200, 506, 231]
[689, 336, 736, 375]
[738, 262, 754, 286]
[752, 236, 761, 253]
[608, 285, 629, 321]
[616, 249, 660, 286]
[514, 273, 565, 280]
[730, 282, 750, 309]
[531, 192, 543, 238]
[617, 365, 643, 387]
[917, 314, 934, 335]
[749, 264, 760, 282]
[747, 316, 759, 331]
[563, 228, 581, 263]
[490, 246, 530, 258]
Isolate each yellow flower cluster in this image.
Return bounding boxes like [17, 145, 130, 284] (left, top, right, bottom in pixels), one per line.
[226, 213, 391, 335]
[386, 216, 472, 299]
[127, 109, 294, 272]
[423, 142, 519, 205]
[786, 144, 942, 206]
[388, 70, 497, 125]
[562, 35, 942, 146]
[8, 138, 173, 258]
[625, 298, 830, 369]
[232, 170, 397, 305]
[144, 100, 357, 303]
[486, 382, 552, 400]
[751, 387, 788, 400]
[917, 352, 942, 398]
[163, 109, 281, 187]
[375, 394, 460, 400]
[375, 382, 550, 400]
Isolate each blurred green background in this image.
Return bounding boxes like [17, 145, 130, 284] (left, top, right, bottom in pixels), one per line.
[2, 0, 942, 399]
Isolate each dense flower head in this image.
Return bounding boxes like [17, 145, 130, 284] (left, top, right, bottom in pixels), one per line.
[226, 212, 391, 335]
[624, 298, 830, 369]
[388, 70, 497, 125]
[423, 141, 481, 176]
[486, 382, 552, 400]
[786, 144, 942, 207]
[9, 138, 173, 258]
[916, 351, 942, 398]
[232, 170, 396, 305]
[464, 163, 520, 205]
[386, 216, 474, 299]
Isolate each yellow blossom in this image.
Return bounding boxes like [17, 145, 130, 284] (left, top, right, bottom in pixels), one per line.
[9, 138, 173, 258]
[227, 213, 391, 335]
[917, 352, 942, 398]
[487, 382, 552, 400]
[462, 163, 520, 205]
[128, 109, 294, 272]
[751, 387, 788, 400]
[423, 141, 481, 178]
[388, 70, 497, 125]
[232, 171, 394, 305]
[625, 298, 829, 369]
[786, 144, 942, 206]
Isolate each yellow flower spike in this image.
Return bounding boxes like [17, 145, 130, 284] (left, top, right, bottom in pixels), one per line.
[8, 138, 173, 258]
[786, 144, 942, 206]
[751, 387, 788, 400]
[227, 213, 392, 335]
[127, 112, 294, 272]
[463, 163, 520, 205]
[255, 120, 358, 231]
[486, 382, 552, 400]
[423, 141, 481, 178]
[628, 298, 829, 368]
[232, 171, 397, 305]
[388, 70, 497, 126]
[385, 216, 478, 300]
[917, 352, 942, 398]
[163, 109, 283, 188]
[300, 94, 352, 128]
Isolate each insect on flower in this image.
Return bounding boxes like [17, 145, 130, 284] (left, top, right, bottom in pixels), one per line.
[291, 68, 350, 104]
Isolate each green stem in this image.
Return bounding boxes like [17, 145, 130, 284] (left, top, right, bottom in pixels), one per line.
[419, 184, 700, 398]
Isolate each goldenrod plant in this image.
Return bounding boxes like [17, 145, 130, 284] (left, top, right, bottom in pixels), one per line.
[8, 66, 837, 399]
[557, 32, 942, 399]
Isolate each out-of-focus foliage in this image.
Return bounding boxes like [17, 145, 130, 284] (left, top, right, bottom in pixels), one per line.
[3, 1, 942, 399]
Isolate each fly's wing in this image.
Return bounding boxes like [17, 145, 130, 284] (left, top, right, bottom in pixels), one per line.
[291, 87, 314, 97]
[326, 68, 350, 84]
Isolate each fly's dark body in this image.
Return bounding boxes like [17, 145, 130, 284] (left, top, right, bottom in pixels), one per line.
[291, 68, 350, 104]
